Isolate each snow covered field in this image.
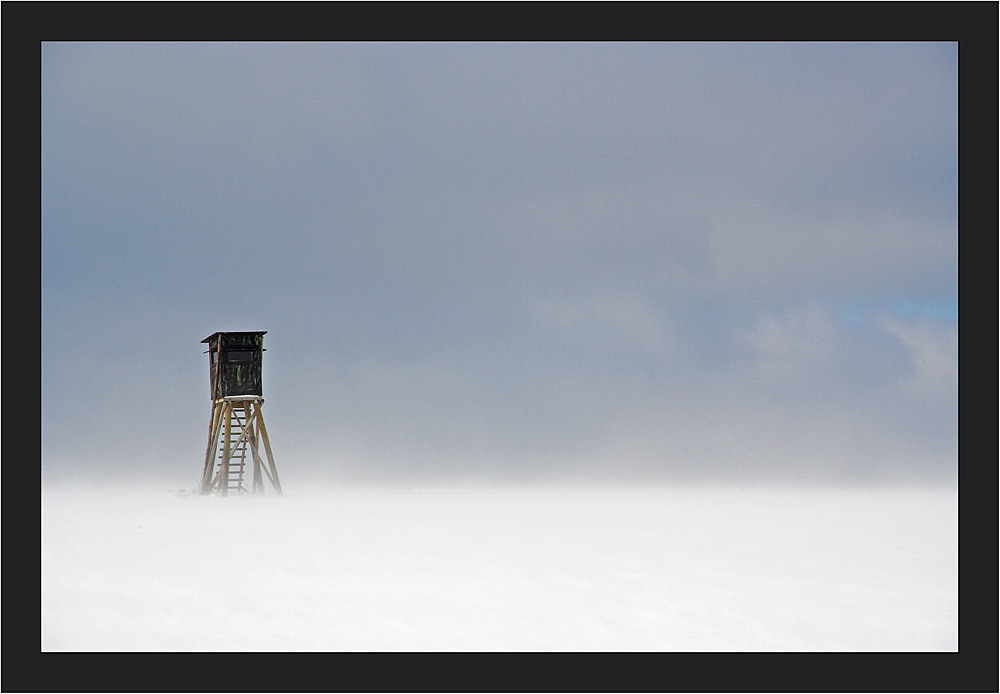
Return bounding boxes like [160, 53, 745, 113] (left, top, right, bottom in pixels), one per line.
[40, 483, 957, 652]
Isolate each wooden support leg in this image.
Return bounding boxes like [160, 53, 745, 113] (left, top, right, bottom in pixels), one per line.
[244, 407, 264, 495]
[247, 427, 273, 493]
[246, 414, 260, 494]
[220, 401, 232, 497]
[245, 407, 277, 492]
[201, 402, 223, 495]
[254, 402, 282, 496]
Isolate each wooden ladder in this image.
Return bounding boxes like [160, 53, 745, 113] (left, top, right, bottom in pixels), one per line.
[216, 404, 250, 494]
[201, 396, 282, 496]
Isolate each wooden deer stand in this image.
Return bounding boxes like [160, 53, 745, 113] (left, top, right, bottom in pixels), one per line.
[200, 331, 282, 496]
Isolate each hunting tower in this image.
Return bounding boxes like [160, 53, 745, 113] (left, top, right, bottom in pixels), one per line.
[200, 331, 282, 496]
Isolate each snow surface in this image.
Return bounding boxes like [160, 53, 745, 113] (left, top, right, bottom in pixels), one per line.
[40, 484, 957, 652]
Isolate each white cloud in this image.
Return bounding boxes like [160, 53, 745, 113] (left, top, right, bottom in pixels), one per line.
[737, 304, 836, 379]
[881, 317, 958, 401]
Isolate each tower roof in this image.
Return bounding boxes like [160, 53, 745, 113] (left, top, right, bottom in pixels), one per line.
[201, 331, 267, 344]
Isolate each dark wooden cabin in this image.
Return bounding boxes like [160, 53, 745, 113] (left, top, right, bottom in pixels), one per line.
[202, 331, 266, 400]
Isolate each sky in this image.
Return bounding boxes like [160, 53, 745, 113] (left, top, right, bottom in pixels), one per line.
[40, 41, 958, 489]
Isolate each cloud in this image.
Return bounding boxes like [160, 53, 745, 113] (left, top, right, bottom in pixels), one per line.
[736, 304, 837, 380]
[881, 317, 958, 403]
